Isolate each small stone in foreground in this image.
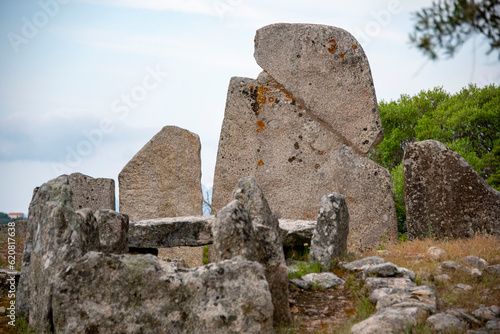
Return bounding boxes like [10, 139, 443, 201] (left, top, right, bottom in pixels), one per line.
[301, 272, 345, 289]
[427, 247, 446, 260]
[351, 307, 421, 334]
[426, 313, 463, 332]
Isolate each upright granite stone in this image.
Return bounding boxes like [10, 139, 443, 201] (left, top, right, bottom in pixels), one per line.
[94, 209, 129, 254]
[52, 253, 274, 334]
[17, 175, 99, 332]
[212, 76, 397, 251]
[214, 176, 291, 326]
[310, 192, 349, 267]
[68, 172, 115, 211]
[119, 126, 204, 266]
[404, 140, 500, 239]
[254, 23, 383, 154]
[119, 126, 203, 221]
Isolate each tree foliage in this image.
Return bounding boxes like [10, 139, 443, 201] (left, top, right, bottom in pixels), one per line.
[371, 84, 500, 233]
[410, 0, 500, 60]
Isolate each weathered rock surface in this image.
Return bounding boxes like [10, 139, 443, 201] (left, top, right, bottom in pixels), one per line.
[68, 172, 115, 211]
[370, 285, 437, 313]
[485, 264, 500, 275]
[254, 23, 383, 154]
[94, 209, 129, 254]
[52, 253, 274, 334]
[279, 219, 316, 247]
[119, 125, 204, 266]
[427, 247, 446, 260]
[426, 313, 463, 332]
[213, 176, 291, 326]
[301, 272, 345, 289]
[341, 256, 387, 271]
[351, 307, 421, 334]
[17, 175, 98, 332]
[404, 140, 500, 239]
[364, 277, 417, 293]
[462, 255, 488, 269]
[129, 216, 214, 249]
[289, 278, 312, 290]
[212, 77, 396, 251]
[310, 192, 349, 267]
[119, 126, 203, 221]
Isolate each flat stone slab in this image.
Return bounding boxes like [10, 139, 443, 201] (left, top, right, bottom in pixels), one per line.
[279, 219, 316, 246]
[129, 216, 214, 248]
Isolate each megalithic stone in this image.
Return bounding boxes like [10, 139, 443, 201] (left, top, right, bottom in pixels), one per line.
[254, 23, 383, 155]
[404, 140, 500, 239]
[212, 75, 397, 251]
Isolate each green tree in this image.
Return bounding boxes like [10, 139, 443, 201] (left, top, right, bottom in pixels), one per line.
[410, 0, 500, 60]
[372, 84, 500, 233]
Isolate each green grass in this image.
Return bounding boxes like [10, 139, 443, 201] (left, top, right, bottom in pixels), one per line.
[288, 261, 322, 280]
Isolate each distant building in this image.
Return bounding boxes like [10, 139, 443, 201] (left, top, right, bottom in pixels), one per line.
[8, 212, 25, 219]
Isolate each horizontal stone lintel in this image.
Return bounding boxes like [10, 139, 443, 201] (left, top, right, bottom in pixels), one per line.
[129, 216, 317, 248]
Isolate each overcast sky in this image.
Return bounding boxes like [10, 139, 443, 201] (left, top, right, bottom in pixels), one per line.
[1, 0, 498, 214]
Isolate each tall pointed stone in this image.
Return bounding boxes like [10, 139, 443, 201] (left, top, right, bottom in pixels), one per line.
[119, 126, 204, 266]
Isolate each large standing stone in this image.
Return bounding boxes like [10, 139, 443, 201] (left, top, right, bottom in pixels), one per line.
[52, 253, 274, 334]
[214, 176, 291, 326]
[16, 175, 99, 332]
[212, 76, 397, 251]
[119, 126, 204, 266]
[254, 23, 383, 154]
[310, 192, 349, 267]
[68, 172, 115, 211]
[404, 140, 500, 239]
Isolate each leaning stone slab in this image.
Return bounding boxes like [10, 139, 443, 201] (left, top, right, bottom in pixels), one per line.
[371, 285, 437, 313]
[404, 140, 500, 239]
[212, 76, 397, 251]
[129, 216, 214, 249]
[68, 172, 115, 211]
[310, 192, 349, 267]
[351, 307, 421, 334]
[254, 23, 383, 154]
[52, 253, 274, 334]
[340, 256, 387, 271]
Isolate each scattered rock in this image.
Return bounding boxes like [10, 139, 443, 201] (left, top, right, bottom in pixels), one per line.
[310, 192, 349, 267]
[454, 283, 473, 291]
[364, 277, 417, 293]
[289, 279, 312, 290]
[404, 140, 500, 239]
[438, 261, 461, 273]
[434, 274, 451, 282]
[461, 266, 483, 279]
[94, 209, 129, 254]
[359, 262, 400, 278]
[340, 256, 387, 271]
[254, 23, 383, 154]
[351, 307, 421, 334]
[485, 320, 500, 331]
[52, 253, 274, 334]
[473, 305, 500, 321]
[446, 308, 482, 326]
[426, 313, 463, 332]
[427, 247, 446, 260]
[485, 264, 500, 275]
[462, 255, 488, 269]
[371, 285, 437, 313]
[68, 172, 115, 211]
[301, 273, 345, 289]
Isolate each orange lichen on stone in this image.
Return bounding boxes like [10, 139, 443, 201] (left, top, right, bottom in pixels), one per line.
[269, 97, 275, 102]
[257, 160, 264, 166]
[328, 39, 337, 53]
[340, 53, 345, 59]
[256, 120, 267, 133]
[257, 86, 267, 104]
[352, 44, 357, 50]
[250, 85, 254, 89]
